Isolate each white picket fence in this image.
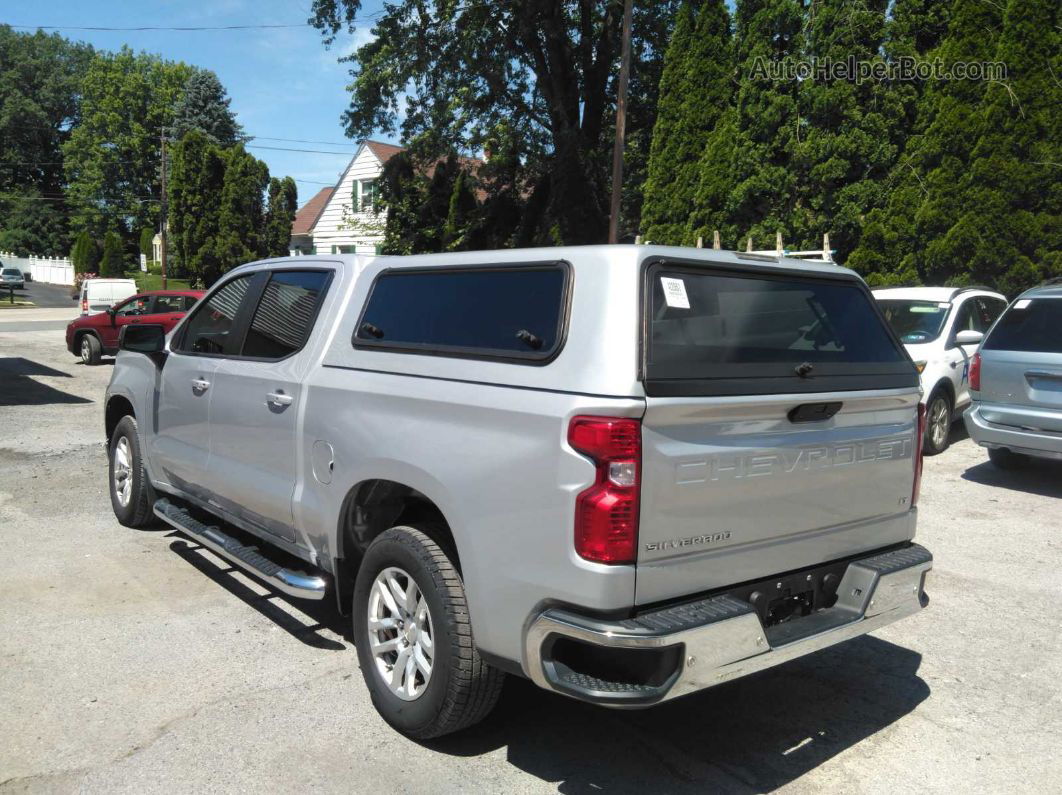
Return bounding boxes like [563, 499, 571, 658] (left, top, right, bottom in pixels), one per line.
[0, 251, 75, 285]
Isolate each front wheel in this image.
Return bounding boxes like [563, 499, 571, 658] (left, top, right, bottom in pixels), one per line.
[923, 390, 952, 455]
[108, 415, 156, 527]
[353, 526, 504, 739]
[80, 334, 102, 365]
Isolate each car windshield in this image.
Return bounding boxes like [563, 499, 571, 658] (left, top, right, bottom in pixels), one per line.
[877, 299, 950, 344]
[2, 269, 19, 276]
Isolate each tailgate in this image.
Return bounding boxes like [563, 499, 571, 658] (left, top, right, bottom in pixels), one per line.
[978, 297, 1062, 433]
[637, 260, 920, 605]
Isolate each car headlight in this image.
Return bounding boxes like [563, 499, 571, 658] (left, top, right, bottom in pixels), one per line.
[914, 360, 927, 373]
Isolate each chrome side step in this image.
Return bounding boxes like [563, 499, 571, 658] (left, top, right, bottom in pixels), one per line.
[154, 498, 328, 600]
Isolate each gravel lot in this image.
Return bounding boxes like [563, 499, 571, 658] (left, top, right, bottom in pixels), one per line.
[2, 318, 1060, 793]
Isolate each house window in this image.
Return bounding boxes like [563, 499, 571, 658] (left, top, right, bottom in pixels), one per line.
[359, 179, 378, 212]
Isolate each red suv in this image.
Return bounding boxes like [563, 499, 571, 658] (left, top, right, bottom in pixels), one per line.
[66, 289, 204, 365]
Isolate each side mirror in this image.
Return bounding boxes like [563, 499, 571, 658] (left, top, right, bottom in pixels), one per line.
[955, 329, 984, 346]
[119, 323, 167, 365]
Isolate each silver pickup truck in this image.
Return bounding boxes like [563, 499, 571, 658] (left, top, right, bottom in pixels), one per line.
[104, 245, 932, 738]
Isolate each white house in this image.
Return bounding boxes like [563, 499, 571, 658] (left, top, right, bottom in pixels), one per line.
[290, 139, 403, 256]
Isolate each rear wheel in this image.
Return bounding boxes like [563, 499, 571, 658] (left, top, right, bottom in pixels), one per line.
[80, 334, 102, 365]
[923, 390, 952, 456]
[988, 447, 1028, 470]
[353, 526, 503, 738]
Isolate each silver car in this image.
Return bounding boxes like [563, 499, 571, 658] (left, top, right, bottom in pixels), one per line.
[1, 266, 25, 290]
[965, 281, 1062, 467]
[104, 246, 932, 738]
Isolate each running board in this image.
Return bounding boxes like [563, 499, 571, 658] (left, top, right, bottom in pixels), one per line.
[154, 499, 328, 600]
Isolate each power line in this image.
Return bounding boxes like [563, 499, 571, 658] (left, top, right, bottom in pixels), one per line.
[254, 136, 356, 147]
[246, 144, 356, 155]
[6, 23, 309, 32]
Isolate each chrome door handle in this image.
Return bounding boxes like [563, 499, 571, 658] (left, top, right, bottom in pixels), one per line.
[191, 379, 210, 392]
[267, 392, 293, 407]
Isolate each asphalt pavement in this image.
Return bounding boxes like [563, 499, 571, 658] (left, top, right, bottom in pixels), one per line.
[1, 328, 1060, 793]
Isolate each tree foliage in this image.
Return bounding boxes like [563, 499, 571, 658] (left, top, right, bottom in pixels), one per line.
[168, 130, 226, 285]
[139, 227, 155, 259]
[99, 231, 125, 277]
[265, 177, 298, 258]
[70, 230, 99, 274]
[63, 48, 196, 240]
[0, 26, 93, 254]
[309, 0, 680, 244]
[170, 70, 245, 146]
[642, 0, 732, 246]
[212, 144, 270, 276]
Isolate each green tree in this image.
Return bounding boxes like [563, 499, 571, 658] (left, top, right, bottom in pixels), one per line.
[70, 230, 100, 274]
[139, 227, 155, 261]
[443, 169, 479, 250]
[937, 0, 1061, 294]
[849, 0, 1004, 283]
[62, 48, 197, 241]
[725, 0, 806, 248]
[99, 231, 125, 277]
[0, 27, 93, 254]
[168, 130, 226, 285]
[642, 0, 733, 245]
[212, 144, 269, 282]
[264, 177, 298, 257]
[789, 0, 902, 261]
[170, 70, 245, 146]
[309, 0, 680, 245]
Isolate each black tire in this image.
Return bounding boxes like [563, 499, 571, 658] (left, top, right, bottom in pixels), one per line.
[353, 526, 504, 739]
[108, 415, 156, 527]
[923, 389, 952, 456]
[988, 447, 1027, 470]
[80, 333, 102, 365]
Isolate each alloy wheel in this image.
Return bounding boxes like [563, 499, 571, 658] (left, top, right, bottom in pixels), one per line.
[367, 566, 435, 701]
[929, 397, 949, 449]
[112, 436, 132, 507]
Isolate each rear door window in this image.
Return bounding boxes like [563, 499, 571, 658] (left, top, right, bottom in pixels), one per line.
[983, 298, 1062, 353]
[645, 264, 916, 396]
[354, 264, 569, 361]
[241, 270, 330, 359]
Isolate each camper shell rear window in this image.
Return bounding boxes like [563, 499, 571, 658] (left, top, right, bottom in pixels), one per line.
[643, 260, 918, 396]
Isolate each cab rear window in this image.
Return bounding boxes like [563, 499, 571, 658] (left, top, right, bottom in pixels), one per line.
[983, 299, 1062, 353]
[645, 263, 917, 396]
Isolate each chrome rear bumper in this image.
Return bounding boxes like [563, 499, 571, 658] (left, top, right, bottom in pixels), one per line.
[524, 544, 931, 706]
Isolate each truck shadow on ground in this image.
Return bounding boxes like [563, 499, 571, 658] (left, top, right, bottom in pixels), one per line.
[430, 636, 928, 794]
[0, 356, 92, 406]
[962, 456, 1062, 498]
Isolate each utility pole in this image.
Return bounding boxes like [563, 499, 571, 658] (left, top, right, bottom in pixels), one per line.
[607, 0, 634, 244]
[160, 127, 168, 289]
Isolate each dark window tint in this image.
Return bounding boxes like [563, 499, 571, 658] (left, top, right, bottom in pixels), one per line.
[242, 271, 329, 358]
[153, 294, 184, 314]
[952, 298, 986, 335]
[978, 296, 1006, 326]
[177, 275, 252, 354]
[355, 266, 567, 358]
[182, 295, 200, 311]
[647, 268, 914, 395]
[878, 299, 951, 344]
[983, 299, 1062, 353]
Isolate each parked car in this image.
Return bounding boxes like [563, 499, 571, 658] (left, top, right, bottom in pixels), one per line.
[965, 282, 1062, 468]
[104, 248, 932, 738]
[77, 277, 138, 316]
[874, 286, 1008, 454]
[1, 266, 25, 290]
[67, 289, 203, 365]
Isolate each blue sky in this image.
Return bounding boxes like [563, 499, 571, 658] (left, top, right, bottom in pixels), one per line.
[6, 0, 393, 205]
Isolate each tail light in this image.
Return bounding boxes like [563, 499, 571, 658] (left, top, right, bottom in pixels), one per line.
[912, 403, 926, 506]
[567, 416, 641, 564]
[969, 353, 982, 391]
[81, 298, 88, 313]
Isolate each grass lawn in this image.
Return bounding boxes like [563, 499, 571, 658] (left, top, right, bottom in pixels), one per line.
[127, 272, 193, 292]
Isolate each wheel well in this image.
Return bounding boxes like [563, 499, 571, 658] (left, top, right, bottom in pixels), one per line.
[73, 328, 99, 346]
[928, 379, 955, 407]
[105, 396, 135, 442]
[338, 479, 456, 567]
[334, 479, 457, 614]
